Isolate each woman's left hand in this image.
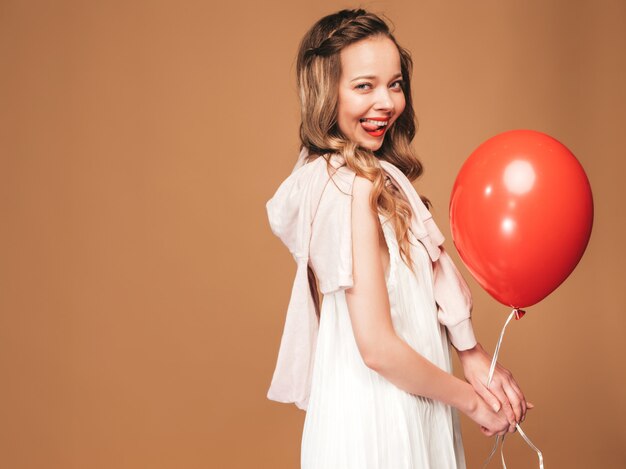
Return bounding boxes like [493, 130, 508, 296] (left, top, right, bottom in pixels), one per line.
[457, 342, 533, 433]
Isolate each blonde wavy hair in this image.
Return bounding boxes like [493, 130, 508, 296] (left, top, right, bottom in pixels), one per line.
[296, 8, 431, 275]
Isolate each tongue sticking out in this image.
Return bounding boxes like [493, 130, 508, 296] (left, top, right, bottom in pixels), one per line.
[360, 120, 381, 132]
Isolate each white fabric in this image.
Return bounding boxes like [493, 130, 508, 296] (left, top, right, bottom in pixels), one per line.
[266, 147, 477, 411]
[301, 213, 466, 469]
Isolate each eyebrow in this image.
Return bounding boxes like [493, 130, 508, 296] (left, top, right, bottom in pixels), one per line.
[350, 72, 403, 82]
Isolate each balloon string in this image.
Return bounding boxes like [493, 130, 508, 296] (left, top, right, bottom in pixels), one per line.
[481, 309, 544, 469]
[482, 435, 500, 469]
[486, 310, 516, 388]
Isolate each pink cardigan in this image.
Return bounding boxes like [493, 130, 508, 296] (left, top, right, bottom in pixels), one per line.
[266, 146, 477, 410]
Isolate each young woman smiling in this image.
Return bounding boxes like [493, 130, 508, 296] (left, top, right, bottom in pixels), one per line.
[266, 8, 532, 468]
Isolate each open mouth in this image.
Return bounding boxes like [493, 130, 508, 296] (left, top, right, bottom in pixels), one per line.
[359, 118, 389, 137]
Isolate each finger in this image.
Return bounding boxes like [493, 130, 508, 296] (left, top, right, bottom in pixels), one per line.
[507, 377, 525, 403]
[488, 381, 516, 425]
[502, 381, 523, 423]
[508, 376, 525, 399]
[527, 401, 535, 409]
[481, 425, 499, 438]
[492, 368, 523, 423]
[509, 377, 527, 422]
[505, 381, 524, 423]
[519, 392, 527, 423]
[484, 423, 502, 437]
[476, 382, 503, 413]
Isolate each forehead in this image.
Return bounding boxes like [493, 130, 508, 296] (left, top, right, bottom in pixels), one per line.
[339, 36, 401, 78]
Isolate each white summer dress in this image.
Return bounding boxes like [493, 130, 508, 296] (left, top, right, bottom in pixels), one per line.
[300, 213, 467, 469]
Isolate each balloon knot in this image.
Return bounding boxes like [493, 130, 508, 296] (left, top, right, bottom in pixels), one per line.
[514, 309, 526, 320]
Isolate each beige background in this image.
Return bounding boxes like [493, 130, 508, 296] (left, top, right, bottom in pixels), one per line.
[1, 0, 625, 468]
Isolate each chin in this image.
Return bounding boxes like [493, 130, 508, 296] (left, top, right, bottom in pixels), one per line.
[359, 141, 383, 152]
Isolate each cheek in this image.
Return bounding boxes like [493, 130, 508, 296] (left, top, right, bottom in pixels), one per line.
[338, 99, 364, 129]
[396, 94, 407, 114]
[341, 93, 367, 115]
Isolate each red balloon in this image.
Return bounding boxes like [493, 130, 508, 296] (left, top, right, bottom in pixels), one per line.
[449, 129, 593, 308]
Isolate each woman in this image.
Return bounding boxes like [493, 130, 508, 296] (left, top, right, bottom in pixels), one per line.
[266, 8, 532, 468]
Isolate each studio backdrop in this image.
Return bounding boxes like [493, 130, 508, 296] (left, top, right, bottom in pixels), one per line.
[1, 1, 624, 468]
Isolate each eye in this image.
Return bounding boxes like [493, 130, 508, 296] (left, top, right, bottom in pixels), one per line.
[391, 80, 404, 90]
[355, 83, 371, 90]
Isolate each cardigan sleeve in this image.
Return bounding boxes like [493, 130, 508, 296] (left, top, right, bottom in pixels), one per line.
[432, 246, 478, 350]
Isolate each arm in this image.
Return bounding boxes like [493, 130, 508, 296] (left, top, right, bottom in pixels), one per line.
[433, 237, 533, 430]
[345, 176, 508, 436]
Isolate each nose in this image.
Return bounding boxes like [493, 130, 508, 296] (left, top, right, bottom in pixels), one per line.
[374, 87, 394, 112]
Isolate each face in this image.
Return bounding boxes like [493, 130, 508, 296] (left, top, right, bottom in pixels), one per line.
[337, 35, 406, 151]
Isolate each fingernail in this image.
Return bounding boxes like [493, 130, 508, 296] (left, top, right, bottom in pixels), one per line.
[527, 402, 535, 408]
[492, 403, 500, 412]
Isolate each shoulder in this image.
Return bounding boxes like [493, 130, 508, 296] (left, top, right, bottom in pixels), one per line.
[316, 173, 379, 235]
[314, 171, 375, 230]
